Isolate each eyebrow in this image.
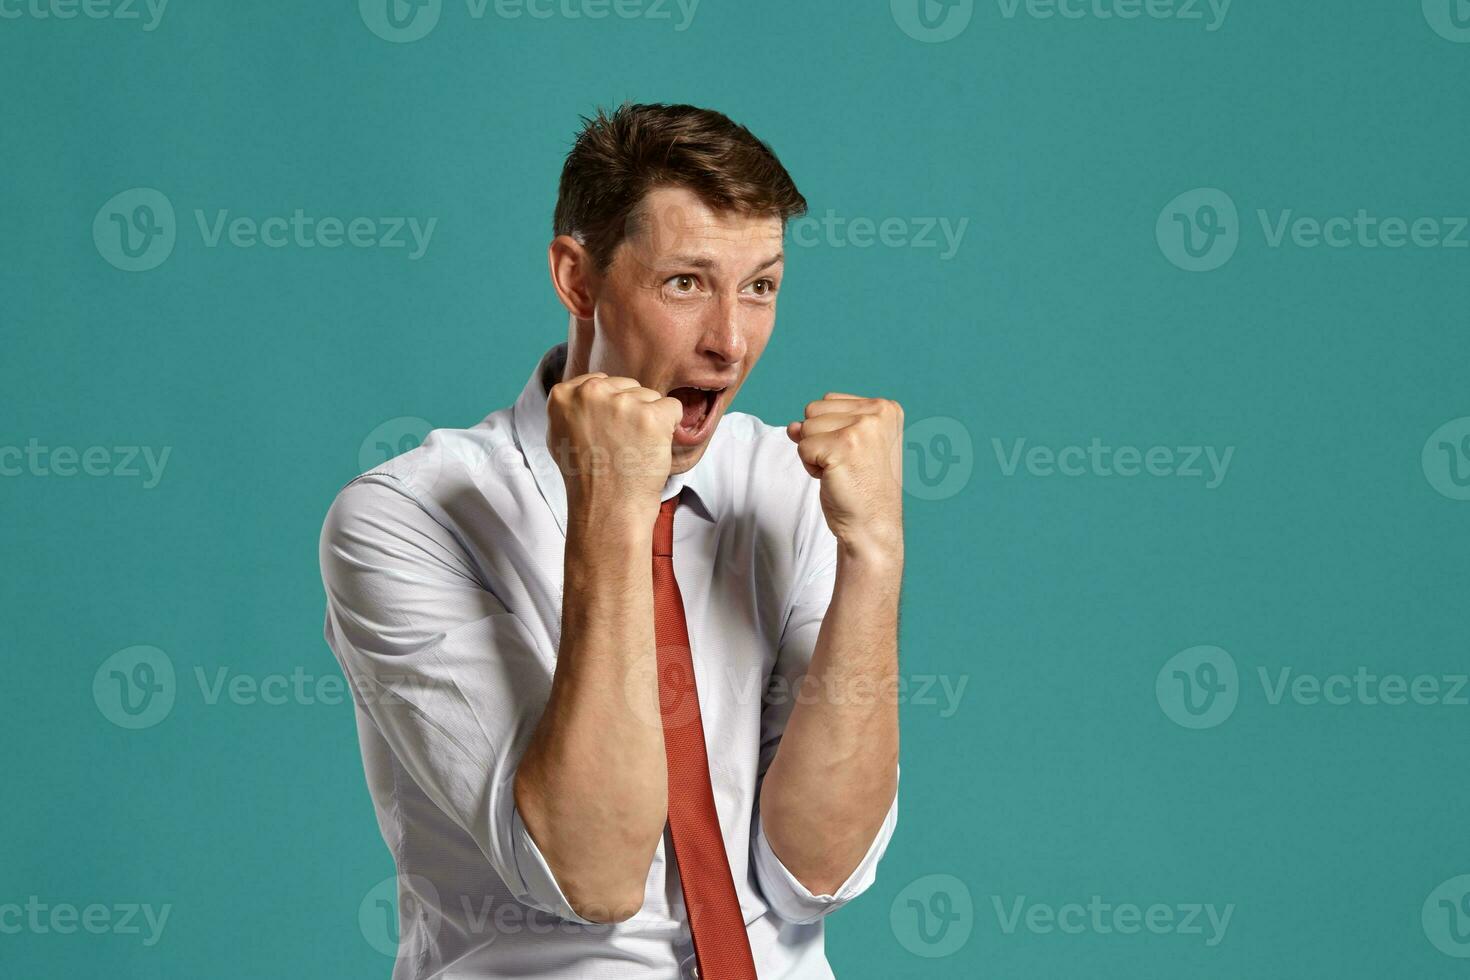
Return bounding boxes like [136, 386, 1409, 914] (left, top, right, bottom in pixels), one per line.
[663, 252, 785, 276]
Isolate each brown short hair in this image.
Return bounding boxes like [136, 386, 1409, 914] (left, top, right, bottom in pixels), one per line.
[553, 102, 807, 271]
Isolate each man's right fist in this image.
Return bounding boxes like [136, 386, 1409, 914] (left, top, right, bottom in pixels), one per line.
[546, 372, 683, 520]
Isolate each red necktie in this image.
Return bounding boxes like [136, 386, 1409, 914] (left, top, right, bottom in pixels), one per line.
[652, 492, 759, 980]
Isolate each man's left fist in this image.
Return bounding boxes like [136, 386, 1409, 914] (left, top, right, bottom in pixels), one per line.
[786, 393, 904, 558]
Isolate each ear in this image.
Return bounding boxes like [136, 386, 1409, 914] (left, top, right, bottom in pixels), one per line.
[548, 235, 598, 320]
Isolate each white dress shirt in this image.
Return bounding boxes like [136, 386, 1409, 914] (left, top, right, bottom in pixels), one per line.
[318, 341, 898, 979]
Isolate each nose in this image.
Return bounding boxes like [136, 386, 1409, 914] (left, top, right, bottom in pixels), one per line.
[696, 293, 747, 365]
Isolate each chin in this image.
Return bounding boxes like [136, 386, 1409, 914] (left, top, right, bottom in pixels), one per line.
[669, 440, 709, 474]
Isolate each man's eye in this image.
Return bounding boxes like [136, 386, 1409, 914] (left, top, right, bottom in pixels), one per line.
[747, 278, 776, 296]
[668, 275, 698, 292]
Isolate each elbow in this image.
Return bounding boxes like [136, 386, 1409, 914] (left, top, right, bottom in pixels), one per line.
[513, 764, 662, 924]
[554, 832, 660, 923]
[781, 860, 852, 900]
[559, 833, 660, 924]
[567, 887, 647, 924]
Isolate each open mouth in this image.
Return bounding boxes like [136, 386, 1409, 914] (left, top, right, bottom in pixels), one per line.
[667, 385, 725, 444]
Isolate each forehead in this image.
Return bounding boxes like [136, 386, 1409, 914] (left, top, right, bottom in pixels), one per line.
[624, 185, 784, 259]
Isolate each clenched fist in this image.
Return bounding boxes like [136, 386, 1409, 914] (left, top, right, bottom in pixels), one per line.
[547, 372, 683, 526]
[787, 393, 905, 560]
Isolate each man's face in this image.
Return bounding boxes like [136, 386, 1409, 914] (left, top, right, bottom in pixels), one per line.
[586, 185, 785, 474]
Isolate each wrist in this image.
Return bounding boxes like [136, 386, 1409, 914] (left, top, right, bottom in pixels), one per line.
[835, 532, 904, 573]
[565, 493, 655, 549]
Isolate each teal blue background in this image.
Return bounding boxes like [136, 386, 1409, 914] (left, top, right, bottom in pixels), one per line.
[4, 1, 1469, 976]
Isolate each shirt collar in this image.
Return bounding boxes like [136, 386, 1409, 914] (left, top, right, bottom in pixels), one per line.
[511, 341, 722, 538]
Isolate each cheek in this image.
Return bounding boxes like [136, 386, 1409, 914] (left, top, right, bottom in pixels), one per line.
[591, 289, 689, 372]
[742, 309, 776, 357]
[594, 285, 655, 344]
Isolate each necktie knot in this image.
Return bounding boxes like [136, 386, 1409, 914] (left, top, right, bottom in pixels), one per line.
[653, 493, 680, 558]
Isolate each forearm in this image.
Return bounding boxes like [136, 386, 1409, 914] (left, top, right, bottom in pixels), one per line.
[759, 541, 902, 894]
[514, 502, 667, 922]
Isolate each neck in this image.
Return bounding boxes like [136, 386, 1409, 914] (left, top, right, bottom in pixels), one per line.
[563, 316, 594, 382]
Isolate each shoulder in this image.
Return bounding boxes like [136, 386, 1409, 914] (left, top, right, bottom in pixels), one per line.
[338, 405, 523, 504]
[320, 407, 523, 557]
[358, 408, 521, 500]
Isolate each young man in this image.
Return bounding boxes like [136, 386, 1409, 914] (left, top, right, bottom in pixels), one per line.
[319, 103, 902, 980]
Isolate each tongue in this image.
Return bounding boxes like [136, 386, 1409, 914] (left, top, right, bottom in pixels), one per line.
[670, 387, 708, 429]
